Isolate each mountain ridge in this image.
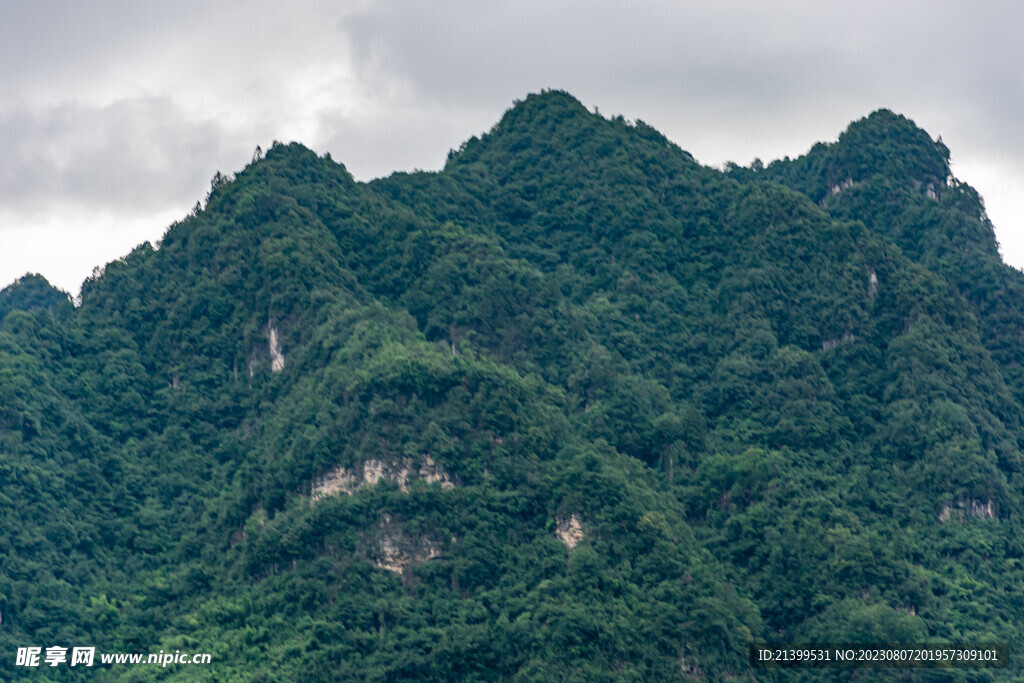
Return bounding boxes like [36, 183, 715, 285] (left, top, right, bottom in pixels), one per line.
[2, 93, 1024, 680]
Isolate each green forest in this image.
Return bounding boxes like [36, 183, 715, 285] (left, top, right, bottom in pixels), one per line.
[2, 90, 1024, 680]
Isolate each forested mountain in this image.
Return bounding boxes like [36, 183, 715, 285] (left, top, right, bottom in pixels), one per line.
[2, 90, 1023, 680]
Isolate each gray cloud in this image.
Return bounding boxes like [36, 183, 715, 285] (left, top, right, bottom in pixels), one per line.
[338, 1, 1024, 160]
[0, 97, 233, 216]
[2, 0, 1023, 292]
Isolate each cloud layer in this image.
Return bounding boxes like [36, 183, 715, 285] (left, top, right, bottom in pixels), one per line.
[3, 1, 1022, 293]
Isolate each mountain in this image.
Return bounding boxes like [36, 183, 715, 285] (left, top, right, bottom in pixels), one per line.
[2, 90, 1023, 680]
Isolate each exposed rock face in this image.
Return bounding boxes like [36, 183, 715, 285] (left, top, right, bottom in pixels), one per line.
[556, 514, 584, 550]
[939, 499, 995, 523]
[312, 456, 455, 499]
[418, 456, 455, 490]
[373, 515, 443, 574]
[821, 331, 854, 351]
[311, 466, 359, 498]
[829, 177, 854, 196]
[362, 459, 387, 486]
[268, 324, 285, 372]
[679, 654, 704, 679]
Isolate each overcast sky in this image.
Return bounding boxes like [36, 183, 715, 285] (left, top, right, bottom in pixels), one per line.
[2, 1, 1022, 294]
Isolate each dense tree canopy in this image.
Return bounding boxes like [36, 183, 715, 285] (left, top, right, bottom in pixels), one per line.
[1, 91, 1022, 680]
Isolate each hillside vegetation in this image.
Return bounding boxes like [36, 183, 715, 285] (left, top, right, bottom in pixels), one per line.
[2, 91, 1023, 680]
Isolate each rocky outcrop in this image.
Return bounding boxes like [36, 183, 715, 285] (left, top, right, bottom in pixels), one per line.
[373, 515, 443, 574]
[268, 324, 285, 372]
[938, 499, 995, 523]
[312, 456, 455, 499]
[556, 514, 584, 550]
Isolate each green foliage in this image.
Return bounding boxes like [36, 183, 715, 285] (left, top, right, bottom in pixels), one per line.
[3, 92, 1024, 679]
[0, 273, 73, 323]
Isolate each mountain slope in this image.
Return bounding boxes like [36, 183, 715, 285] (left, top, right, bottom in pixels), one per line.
[2, 91, 1023, 680]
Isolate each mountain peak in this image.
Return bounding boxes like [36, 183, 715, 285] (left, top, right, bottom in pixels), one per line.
[445, 90, 599, 166]
[0, 273, 72, 322]
[763, 108, 952, 203]
[444, 89, 693, 185]
[507, 89, 589, 117]
[828, 108, 951, 188]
